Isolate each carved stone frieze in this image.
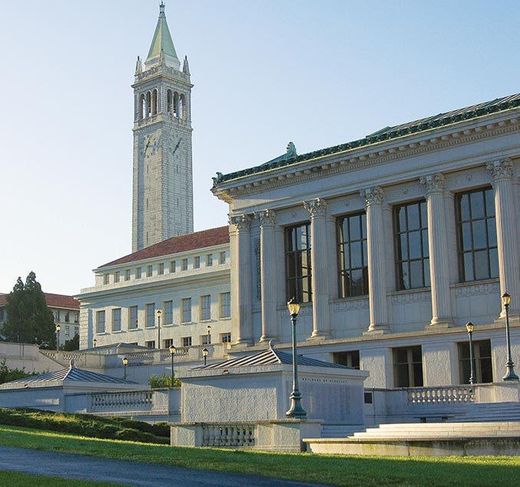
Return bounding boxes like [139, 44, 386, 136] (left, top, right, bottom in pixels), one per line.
[486, 158, 513, 181]
[361, 186, 384, 207]
[453, 281, 500, 297]
[390, 290, 431, 305]
[420, 173, 446, 194]
[332, 298, 369, 311]
[303, 198, 327, 218]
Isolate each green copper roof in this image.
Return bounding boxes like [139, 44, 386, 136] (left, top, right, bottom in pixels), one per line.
[146, 2, 179, 67]
[213, 92, 520, 186]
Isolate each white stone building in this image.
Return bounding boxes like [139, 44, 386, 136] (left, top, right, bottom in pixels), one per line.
[132, 2, 194, 251]
[0, 292, 80, 344]
[77, 227, 231, 351]
[212, 94, 520, 389]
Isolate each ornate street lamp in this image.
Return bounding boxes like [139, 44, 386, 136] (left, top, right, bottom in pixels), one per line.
[156, 309, 162, 350]
[55, 324, 61, 352]
[502, 293, 519, 381]
[202, 347, 209, 366]
[122, 356, 128, 380]
[93, 338, 97, 348]
[207, 324, 211, 345]
[466, 322, 475, 385]
[169, 344, 176, 385]
[286, 298, 306, 418]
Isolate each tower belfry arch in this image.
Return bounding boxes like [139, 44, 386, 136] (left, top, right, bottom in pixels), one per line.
[132, 2, 194, 251]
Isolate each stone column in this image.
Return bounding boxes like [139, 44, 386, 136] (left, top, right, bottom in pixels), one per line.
[362, 186, 389, 333]
[487, 158, 520, 317]
[420, 173, 453, 327]
[229, 214, 253, 344]
[259, 209, 277, 342]
[303, 198, 331, 338]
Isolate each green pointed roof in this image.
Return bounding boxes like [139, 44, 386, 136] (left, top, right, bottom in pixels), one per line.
[145, 2, 180, 69]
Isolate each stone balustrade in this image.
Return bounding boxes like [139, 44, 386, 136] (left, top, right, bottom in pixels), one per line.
[90, 391, 154, 411]
[407, 385, 475, 404]
[201, 423, 256, 447]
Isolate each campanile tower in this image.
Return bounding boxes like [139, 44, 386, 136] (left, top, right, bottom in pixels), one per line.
[132, 2, 194, 251]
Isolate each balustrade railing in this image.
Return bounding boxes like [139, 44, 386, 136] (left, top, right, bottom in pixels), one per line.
[408, 385, 475, 404]
[201, 424, 256, 447]
[90, 391, 153, 411]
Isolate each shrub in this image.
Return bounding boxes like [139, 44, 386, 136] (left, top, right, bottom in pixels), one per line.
[0, 359, 36, 384]
[149, 374, 181, 389]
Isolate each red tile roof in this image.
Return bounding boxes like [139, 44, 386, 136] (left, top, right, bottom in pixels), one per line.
[99, 226, 230, 268]
[0, 292, 79, 310]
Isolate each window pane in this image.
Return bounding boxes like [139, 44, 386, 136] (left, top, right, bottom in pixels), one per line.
[407, 204, 420, 230]
[472, 220, 486, 249]
[470, 191, 485, 219]
[485, 189, 495, 216]
[410, 260, 424, 289]
[487, 219, 497, 247]
[350, 241, 363, 268]
[489, 248, 499, 278]
[462, 222, 472, 251]
[423, 259, 431, 287]
[463, 253, 474, 281]
[349, 217, 361, 240]
[422, 229, 429, 257]
[399, 234, 408, 260]
[400, 262, 409, 289]
[460, 194, 470, 221]
[408, 231, 421, 259]
[474, 250, 489, 280]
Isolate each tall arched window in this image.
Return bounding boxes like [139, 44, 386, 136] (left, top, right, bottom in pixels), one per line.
[152, 89, 158, 115]
[145, 92, 152, 118]
[167, 89, 173, 113]
[139, 93, 146, 120]
[179, 94, 187, 120]
[173, 92, 179, 117]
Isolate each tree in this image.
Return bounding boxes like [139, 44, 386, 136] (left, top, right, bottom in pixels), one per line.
[2, 272, 56, 347]
[63, 334, 79, 351]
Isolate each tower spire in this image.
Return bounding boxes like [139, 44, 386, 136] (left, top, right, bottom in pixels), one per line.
[145, 2, 180, 70]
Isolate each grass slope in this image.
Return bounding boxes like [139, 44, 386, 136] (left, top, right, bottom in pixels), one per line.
[0, 470, 115, 486]
[0, 425, 519, 487]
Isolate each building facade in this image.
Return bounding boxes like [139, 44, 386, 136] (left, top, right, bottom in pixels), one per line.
[132, 3, 194, 251]
[212, 94, 520, 388]
[77, 227, 232, 351]
[0, 292, 80, 344]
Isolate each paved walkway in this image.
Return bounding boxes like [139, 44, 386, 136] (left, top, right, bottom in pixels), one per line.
[0, 446, 322, 486]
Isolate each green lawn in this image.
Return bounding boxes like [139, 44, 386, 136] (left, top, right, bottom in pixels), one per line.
[0, 425, 519, 486]
[0, 470, 115, 486]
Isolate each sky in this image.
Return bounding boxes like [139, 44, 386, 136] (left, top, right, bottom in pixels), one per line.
[0, 0, 519, 296]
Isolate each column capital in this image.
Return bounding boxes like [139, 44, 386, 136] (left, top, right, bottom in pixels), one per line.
[420, 173, 446, 195]
[361, 186, 384, 207]
[303, 198, 327, 218]
[486, 158, 513, 181]
[257, 209, 276, 226]
[229, 213, 252, 231]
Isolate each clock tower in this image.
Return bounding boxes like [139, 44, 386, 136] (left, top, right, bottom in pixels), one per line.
[132, 2, 194, 251]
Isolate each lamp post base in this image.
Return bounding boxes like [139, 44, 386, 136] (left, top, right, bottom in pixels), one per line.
[286, 391, 307, 418]
[503, 362, 519, 381]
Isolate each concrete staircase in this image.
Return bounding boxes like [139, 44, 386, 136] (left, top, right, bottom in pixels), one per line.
[320, 424, 365, 438]
[454, 402, 520, 422]
[305, 421, 520, 456]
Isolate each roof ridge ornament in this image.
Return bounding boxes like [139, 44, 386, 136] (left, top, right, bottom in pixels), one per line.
[69, 358, 75, 369]
[268, 339, 274, 351]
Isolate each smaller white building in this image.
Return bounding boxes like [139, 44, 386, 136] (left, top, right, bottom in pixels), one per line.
[77, 227, 232, 351]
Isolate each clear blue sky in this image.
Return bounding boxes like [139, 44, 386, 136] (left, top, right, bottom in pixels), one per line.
[1, 0, 519, 295]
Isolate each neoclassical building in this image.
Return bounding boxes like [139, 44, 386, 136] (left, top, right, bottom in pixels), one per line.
[212, 94, 520, 388]
[77, 227, 231, 350]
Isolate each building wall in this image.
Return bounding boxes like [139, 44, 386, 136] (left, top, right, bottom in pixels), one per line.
[78, 244, 231, 350]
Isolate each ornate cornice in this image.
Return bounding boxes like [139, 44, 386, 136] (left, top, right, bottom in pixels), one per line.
[361, 186, 384, 207]
[303, 198, 327, 218]
[213, 114, 520, 201]
[420, 173, 446, 195]
[486, 158, 513, 181]
[257, 209, 276, 226]
[229, 214, 252, 231]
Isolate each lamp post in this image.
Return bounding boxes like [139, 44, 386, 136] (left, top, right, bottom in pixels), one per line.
[93, 338, 97, 348]
[122, 357, 128, 380]
[502, 293, 519, 381]
[169, 345, 176, 385]
[55, 324, 61, 352]
[286, 298, 306, 418]
[466, 322, 475, 385]
[207, 324, 211, 345]
[156, 309, 162, 350]
[202, 347, 209, 366]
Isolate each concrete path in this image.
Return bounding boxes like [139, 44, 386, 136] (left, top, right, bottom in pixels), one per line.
[0, 446, 323, 486]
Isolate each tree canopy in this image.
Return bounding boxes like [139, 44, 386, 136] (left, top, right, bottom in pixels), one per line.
[2, 272, 55, 347]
